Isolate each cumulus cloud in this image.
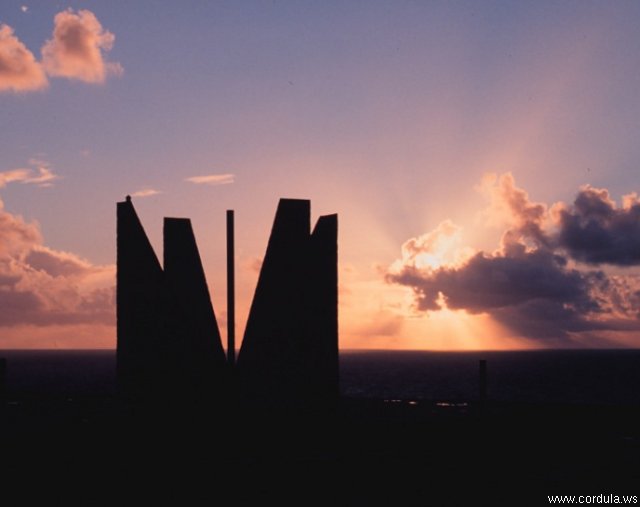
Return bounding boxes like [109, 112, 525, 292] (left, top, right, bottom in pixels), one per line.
[131, 189, 161, 198]
[0, 201, 42, 256]
[482, 175, 640, 266]
[478, 172, 554, 252]
[390, 249, 594, 313]
[1, 9, 121, 94]
[555, 185, 640, 266]
[0, 198, 114, 332]
[0, 159, 59, 188]
[0, 24, 48, 92]
[386, 173, 640, 344]
[186, 174, 235, 185]
[389, 220, 474, 273]
[42, 9, 123, 83]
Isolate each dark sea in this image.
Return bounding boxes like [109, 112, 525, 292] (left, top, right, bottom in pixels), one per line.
[1, 349, 640, 405]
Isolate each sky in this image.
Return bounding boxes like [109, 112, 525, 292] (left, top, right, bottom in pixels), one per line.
[1, 1, 640, 350]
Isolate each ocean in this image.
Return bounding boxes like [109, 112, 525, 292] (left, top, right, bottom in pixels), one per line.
[1, 349, 640, 405]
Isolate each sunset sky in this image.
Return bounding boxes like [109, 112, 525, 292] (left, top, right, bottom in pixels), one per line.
[2, 1, 640, 350]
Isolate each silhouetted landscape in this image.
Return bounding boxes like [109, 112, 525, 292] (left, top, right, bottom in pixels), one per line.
[2, 349, 640, 504]
[4, 3, 640, 505]
[2, 199, 639, 505]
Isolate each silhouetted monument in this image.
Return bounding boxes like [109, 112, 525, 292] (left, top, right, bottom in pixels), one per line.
[163, 218, 227, 392]
[117, 197, 227, 400]
[307, 213, 339, 401]
[237, 199, 339, 405]
[117, 196, 338, 406]
[117, 196, 166, 399]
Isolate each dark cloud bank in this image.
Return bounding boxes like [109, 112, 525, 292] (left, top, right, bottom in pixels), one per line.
[386, 175, 640, 346]
[557, 186, 640, 266]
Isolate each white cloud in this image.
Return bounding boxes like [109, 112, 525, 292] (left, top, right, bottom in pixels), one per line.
[186, 173, 235, 185]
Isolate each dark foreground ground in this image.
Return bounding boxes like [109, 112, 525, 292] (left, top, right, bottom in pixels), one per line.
[2, 393, 639, 506]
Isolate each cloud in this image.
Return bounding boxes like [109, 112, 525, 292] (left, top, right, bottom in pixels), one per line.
[0, 159, 59, 188]
[0, 24, 48, 92]
[389, 220, 474, 273]
[555, 185, 640, 266]
[390, 249, 594, 313]
[1, 9, 121, 94]
[0, 169, 31, 188]
[387, 248, 610, 342]
[386, 173, 640, 344]
[479, 172, 552, 251]
[0, 201, 42, 256]
[131, 189, 161, 198]
[25, 247, 96, 278]
[23, 166, 57, 187]
[186, 174, 235, 185]
[0, 198, 115, 332]
[41, 9, 123, 83]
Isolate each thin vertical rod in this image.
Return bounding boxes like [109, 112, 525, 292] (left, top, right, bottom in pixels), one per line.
[226, 210, 236, 367]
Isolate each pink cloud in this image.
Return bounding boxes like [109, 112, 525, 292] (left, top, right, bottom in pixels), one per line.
[0, 169, 31, 188]
[186, 174, 235, 185]
[0, 201, 41, 256]
[0, 159, 60, 188]
[41, 9, 123, 83]
[0, 198, 115, 339]
[131, 189, 161, 198]
[0, 24, 48, 92]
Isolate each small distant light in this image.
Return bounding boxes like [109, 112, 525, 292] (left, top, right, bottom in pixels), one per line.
[436, 401, 468, 408]
[21, 5, 28, 12]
